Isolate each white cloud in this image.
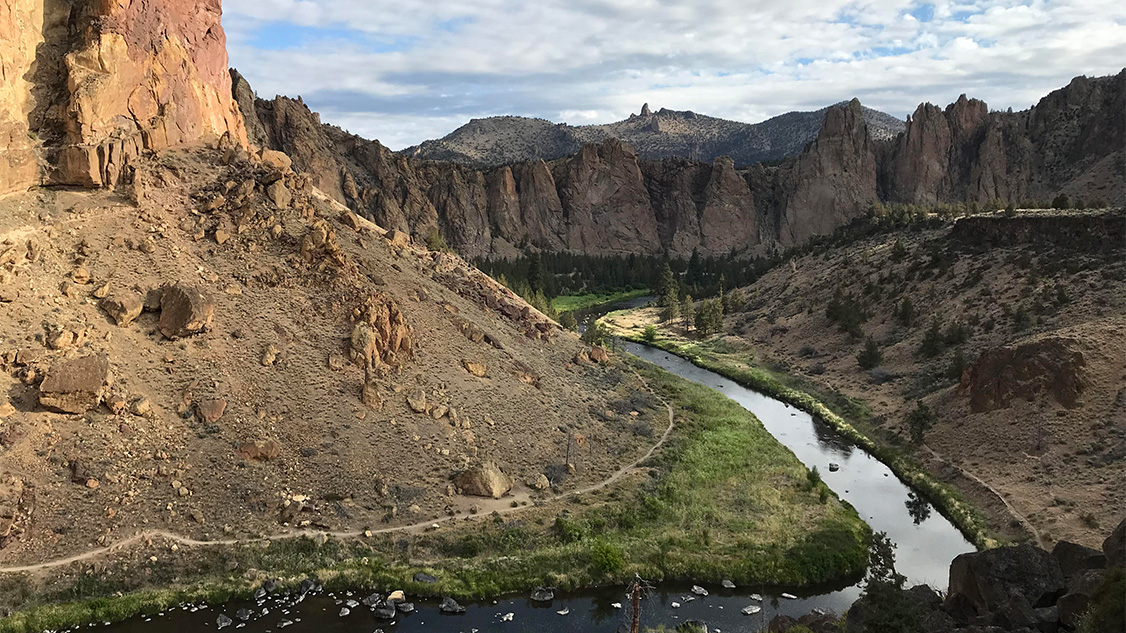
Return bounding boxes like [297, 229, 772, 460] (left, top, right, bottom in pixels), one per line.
[224, 0, 1126, 149]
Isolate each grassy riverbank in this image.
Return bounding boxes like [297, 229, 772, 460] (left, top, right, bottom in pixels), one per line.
[551, 288, 650, 313]
[601, 310, 998, 551]
[0, 355, 869, 633]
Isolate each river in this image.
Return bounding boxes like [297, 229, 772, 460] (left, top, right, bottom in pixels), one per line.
[97, 296, 972, 632]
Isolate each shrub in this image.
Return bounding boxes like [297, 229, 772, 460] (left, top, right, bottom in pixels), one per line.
[590, 539, 625, 575]
[424, 227, 450, 252]
[827, 291, 867, 338]
[894, 297, 915, 328]
[583, 321, 614, 347]
[946, 349, 967, 381]
[857, 336, 883, 370]
[1012, 303, 1031, 331]
[1051, 193, 1071, 210]
[642, 324, 658, 343]
[919, 317, 944, 358]
[943, 321, 971, 346]
[553, 516, 586, 543]
[891, 239, 908, 261]
[905, 401, 936, 444]
[806, 466, 822, 490]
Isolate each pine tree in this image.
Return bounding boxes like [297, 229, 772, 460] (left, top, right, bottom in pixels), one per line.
[906, 401, 936, 445]
[681, 294, 694, 331]
[660, 294, 679, 323]
[657, 262, 676, 306]
[919, 316, 944, 358]
[857, 336, 883, 370]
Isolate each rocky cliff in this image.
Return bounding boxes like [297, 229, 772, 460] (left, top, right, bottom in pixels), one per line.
[881, 70, 1126, 206]
[241, 71, 1123, 259]
[0, 0, 246, 195]
[242, 88, 773, 258]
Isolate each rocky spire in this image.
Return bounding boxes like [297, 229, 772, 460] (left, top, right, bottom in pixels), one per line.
[640, 103, 652, 117]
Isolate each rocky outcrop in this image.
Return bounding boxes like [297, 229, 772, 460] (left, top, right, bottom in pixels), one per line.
[349, 294, 413, 370]
[0, 0, 246, 195]
[239, 70, 1123, 258]
[776, 99, 878, 245]
[838, 524, 1124, 632]
[960, 336, 1087, 413]
[882, 70, 1125, 206]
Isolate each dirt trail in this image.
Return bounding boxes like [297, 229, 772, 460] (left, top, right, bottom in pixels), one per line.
[0, 378, 675, 576]
[922, 445, 1045, 548]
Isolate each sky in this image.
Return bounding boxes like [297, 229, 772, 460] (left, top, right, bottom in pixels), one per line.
[224, 0, 1126, 150]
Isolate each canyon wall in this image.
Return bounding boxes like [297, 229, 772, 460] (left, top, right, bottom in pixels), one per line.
[243, 70, 1123, 258]
[0, 0, 246, 195]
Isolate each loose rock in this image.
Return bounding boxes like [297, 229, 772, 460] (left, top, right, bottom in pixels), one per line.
[159, 284, 215, 339]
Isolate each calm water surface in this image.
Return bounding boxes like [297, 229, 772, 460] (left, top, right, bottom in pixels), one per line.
[97, 298, 972, 632]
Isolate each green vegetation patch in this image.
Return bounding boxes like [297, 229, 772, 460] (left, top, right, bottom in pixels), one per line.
[604, 319, 998, 551]
[551, 288, 651, 313]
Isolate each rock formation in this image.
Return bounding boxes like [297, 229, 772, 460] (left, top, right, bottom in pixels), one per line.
[881, 70, 1126, 206]
[240, 71, 1123, 259]
[961, 336, 1087, 413]
[0, 0, 246, 195]
[775, 99, 877, 245]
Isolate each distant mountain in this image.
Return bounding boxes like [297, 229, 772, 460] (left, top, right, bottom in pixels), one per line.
[400, 103, 906, 167]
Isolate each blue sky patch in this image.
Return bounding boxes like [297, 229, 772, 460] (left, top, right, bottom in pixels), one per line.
[248, 22, 416, 53]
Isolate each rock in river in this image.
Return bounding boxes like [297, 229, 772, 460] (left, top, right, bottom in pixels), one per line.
[439, 597, 466, 614]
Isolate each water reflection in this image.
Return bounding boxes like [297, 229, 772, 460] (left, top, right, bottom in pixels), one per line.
[905, 491, 933, 525]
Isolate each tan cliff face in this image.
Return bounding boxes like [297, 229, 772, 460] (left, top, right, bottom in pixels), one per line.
[0, 0, 246, 195]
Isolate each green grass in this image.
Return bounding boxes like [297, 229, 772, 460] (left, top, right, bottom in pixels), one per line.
[551, 288, 650, 313]
[603, 318, 998, 551]
[0, 355, 869, 633]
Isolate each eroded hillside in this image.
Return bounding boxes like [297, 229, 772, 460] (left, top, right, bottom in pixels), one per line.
[607, 211, 1125, 548]
[735, 212, 1126, 547]
[0, 144, 660, 566]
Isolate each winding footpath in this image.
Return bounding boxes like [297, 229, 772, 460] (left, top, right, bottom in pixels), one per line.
[0, 372, 676, 576]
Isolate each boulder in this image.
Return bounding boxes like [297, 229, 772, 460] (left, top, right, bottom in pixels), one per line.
[1103, 517, 1125, 567]
[406, 389, 427, 413]
[197, 399, 227, 423]
[259, 150, 292, 180]
[948, 544, 1066, 615]
[387, 230, 411, 248]
[238, 440, 281, 461]
[159, 284, 215, 339]
[1051, 540, 1106, 578]
[438, 597, 465, 614]
[266, 180, 291, 209]
[454, 461, 513, 498]
[590, 346, 610, 363]
[100, 292, 144, 326]
[461, 359, 487, 377]
[38, 354, 112, 414]
[1056, 592, 1089, 629]
[529, 473, 551, 491]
